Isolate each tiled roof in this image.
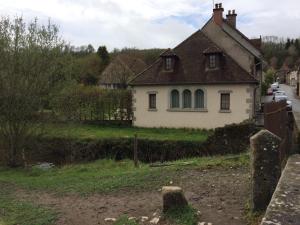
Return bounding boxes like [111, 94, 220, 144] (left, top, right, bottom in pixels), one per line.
[130, 31, 258, 86]
[203, 46, 223, 54]
[100, 53, 147, 84]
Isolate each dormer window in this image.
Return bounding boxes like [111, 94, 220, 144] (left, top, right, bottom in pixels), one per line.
[165, 57, 173, 71]
[209, 54, 217, 69]
[203, 46, 222, 70]
[160, 49, 177, 72]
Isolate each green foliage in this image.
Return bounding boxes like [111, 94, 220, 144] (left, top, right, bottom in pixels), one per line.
[264, 69, 274, 85]
[73, 53, 104, 85]
[50, 85, 132, 121]
[0, 16, 67, 167]
[261, 82, 268, 96]
[45, 123, 210, 141]
[205, 121, 259, 155]
[11, 124, 212, 165]
[0, 154, 249, 194]
[164, 205, 198, 225]
[25, 137, 209, 165]
[0, 184, 57, 225]
[87, 44, 95, 53]
[262, 36, 300, 69]
[97, 45, 110, 65]
[13, 122, 251, 165]
[114, 216, 140, 225]
[261, 69, 275, 95]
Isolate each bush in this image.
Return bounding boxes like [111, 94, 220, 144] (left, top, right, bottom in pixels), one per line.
[0, 122, 258, 166]
[24, 137, 207, 165]
[50, 84, 132, 121]
[205, 121, 260, 154]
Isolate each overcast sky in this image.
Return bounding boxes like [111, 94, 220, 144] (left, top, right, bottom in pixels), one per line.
[0, 0, 300, 50]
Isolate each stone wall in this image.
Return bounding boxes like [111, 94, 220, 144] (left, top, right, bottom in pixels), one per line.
[251, 127, 300, 224]
[260, 154, 300, 225]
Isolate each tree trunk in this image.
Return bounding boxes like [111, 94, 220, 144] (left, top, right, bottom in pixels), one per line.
[8, 145, 18, 167]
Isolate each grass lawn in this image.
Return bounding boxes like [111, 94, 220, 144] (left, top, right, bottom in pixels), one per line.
[113, 206, 198, 225]
[0, 153, 249, 195]
[0, 185, 57, 225]
[0, 153, 249, 225]
[44, 123, 211, 142]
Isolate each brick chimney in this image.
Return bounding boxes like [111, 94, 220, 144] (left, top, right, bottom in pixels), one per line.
[226, 9, 237, 28]
[213, 3, 224, 26]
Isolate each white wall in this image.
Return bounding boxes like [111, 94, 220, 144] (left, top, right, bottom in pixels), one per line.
[132, 84, 255, 129]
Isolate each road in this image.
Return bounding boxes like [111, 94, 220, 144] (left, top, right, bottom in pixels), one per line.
[280, 84, 300, 127]
[280, 84, 300, 112]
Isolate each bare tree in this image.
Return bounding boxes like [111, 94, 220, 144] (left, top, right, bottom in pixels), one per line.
[0, 17, 65, 167]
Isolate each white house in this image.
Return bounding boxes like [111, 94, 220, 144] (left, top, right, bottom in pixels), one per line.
[130, 3, 263, 129]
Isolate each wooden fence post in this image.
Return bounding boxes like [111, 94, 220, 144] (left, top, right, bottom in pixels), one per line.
[134, 134, 138, 168]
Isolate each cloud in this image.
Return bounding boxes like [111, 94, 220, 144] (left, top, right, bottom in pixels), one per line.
[0, 0, 299, 50]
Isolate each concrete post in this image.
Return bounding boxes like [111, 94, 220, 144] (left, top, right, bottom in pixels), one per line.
[250, 130, 282, 212]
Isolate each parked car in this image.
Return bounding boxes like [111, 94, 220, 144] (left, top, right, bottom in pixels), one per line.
[271, 83, 278, 91]
[274, 92, 288, 102]
[273, 90, 286, 100]
[267, 88, 273, 95]
[286, 100, 292, 111]
[273, 90, 285, 96]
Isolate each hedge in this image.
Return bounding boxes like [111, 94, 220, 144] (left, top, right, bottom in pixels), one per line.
[0, 121, 259, 165]
[50, 85, 132, 122]
[22, 138, 204, 165]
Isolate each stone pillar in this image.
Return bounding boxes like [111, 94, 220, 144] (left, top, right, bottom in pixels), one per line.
[250, 130, 282, 212]
[162, 186, 188, 212]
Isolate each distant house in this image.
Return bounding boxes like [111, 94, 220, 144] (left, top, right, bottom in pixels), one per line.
[99, 53, 147, 89]
[276, 67, 290, 84]
[296, 68, 300, 96]
[286, 71, 298, 86]
[130, 3, 263, 129]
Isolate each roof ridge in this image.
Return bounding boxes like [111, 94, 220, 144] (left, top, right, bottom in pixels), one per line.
[130, 19, 259, 86]
[222, 19, 262, 55]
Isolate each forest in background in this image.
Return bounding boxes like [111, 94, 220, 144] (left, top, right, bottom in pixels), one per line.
[67, 45, 164, 86]
[262, 36, 300, 71]
[71, 35, 300, 87]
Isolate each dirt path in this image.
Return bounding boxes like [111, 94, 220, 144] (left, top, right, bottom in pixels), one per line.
[16, 167, 250, 225]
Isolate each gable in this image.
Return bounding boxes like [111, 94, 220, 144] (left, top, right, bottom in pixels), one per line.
[202, 19, 257, 73]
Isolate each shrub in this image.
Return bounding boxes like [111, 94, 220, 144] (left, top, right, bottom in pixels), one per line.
[205, 121, 260, 154]
[50, 84, 132, 121]
[24, 137, 207, 165]
[0, 122, 258, 165]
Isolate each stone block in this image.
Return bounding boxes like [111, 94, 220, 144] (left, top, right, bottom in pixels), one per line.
[162, 186, 188, 212]
[250, 130, 282, 212]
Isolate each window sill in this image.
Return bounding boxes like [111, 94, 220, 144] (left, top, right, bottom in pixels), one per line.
[206, 67, 219, 71]
[148, 108, 158, 112]
[163, 69, 174, 73]
[219, 110, 231, 113]
[167, 108, 208, 112]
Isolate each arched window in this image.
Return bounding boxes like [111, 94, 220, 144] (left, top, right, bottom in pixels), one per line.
[183, 89, 192, 108]
[171, 90, 179, 108]
[195, 89, 205, 109]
